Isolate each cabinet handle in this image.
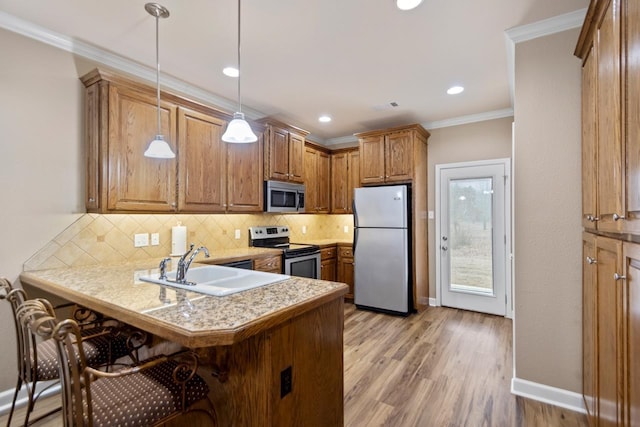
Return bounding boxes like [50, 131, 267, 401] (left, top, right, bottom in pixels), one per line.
[613, 213, 626, 221]
[88, 197, 95, 202]
[379, 176, 384, 179]
[171, 202, 176, 207]
[614, 273, 626, 281]
[586, 256, 597, 265]
[229, 204, 234, 206]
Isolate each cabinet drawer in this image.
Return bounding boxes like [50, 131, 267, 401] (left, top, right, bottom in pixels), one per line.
[254, 256, 282, 273]
[338, 246, 353, 258]
[321, 246, 337, 260]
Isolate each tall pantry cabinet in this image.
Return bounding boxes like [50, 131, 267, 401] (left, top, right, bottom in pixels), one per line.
[575, 1, 640, 425]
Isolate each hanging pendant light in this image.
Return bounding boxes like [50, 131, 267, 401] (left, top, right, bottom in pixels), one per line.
[144, 3, 175, 158]
[222, 0, 258, 143]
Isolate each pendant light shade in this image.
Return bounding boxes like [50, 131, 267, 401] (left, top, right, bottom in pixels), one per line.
[396, 0, 423, 11]
[222, 0, 257, 143]
[144, 3, 175, 159]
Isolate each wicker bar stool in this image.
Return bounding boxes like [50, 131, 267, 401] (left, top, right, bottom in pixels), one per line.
[17, 299, 216, 426]
[0, 278, 136, 426]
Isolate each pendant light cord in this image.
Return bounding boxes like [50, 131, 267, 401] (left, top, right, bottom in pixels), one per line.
[155, 13, 161, 136]
[237, 0, 242, 114]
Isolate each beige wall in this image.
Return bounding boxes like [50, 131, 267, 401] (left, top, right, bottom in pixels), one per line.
[426, 118, 513, 297]
[513, 28, 583, 392]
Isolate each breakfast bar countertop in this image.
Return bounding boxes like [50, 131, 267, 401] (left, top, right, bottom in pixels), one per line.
[19, 257, 348, 349]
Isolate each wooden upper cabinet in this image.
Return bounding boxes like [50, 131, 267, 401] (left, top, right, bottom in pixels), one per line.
[261, 120, 309, 183]
[356, 124, 429, 186]
[582, 45, 598, 231]
[359, 135, 385, 184]
[385, 131, 413, 182]
[597, 0, 624, 233]
[178, 108, 226, 212]
[289, 132, 305, 183]
[331, 148, 359, 214]
[84, 76, 178, 213]
[304, 144, 330, 213]
[81, 69, 264, 213]
[226, 132, 264, 212]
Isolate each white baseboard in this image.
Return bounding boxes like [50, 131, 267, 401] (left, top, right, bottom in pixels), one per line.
[511, 377, 586, 414]
[429, 298, 437, 306]
[0, 381, 60, 416]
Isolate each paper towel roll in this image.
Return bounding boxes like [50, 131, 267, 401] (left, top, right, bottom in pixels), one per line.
[171, 223, 187, 256]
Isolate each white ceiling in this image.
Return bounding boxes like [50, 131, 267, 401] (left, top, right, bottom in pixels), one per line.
[0, 0, 588, 143]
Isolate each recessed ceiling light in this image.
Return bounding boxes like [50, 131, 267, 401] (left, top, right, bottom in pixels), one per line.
[319, 115, 332, 123]
[447, 86, 464, 95]
[396, 0, 423, 11]
[223, 67, 239, 77]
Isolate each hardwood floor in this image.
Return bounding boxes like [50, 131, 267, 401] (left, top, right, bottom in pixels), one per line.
[0, 303, 587, 426]
[343, 303, 587, 427]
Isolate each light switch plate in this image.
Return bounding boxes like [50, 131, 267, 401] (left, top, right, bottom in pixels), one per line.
[302, 225, 307, 234]
[428, 211, 435, 220]
[343, 225, 349, 233]
[134, 233, 149, 247]
[235, 229, 241, 239]
[151, 233, 160, 246]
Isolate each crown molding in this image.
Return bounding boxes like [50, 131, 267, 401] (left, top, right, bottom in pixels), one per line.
[424, 108, 513, 130]
[324, 135, 359, 146]
[504, 8, 587, 106]
[0, 10, 265, 121]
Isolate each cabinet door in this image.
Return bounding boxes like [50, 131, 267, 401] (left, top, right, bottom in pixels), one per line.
[347, 150, 360, 213]
[288, 132, 305, 183]
[337, 246, 354, 300]
[582, 45, 598, 230]
[385, 131, 413, 182]
[227, 132, 264, 212]
[178, 108, 226, 212]
[625, 0, 640, 234]
[597, 0, 624, 233]
[331, 152, 348, 213]
[304, 146, 318, 212]
[107, 85, 177, 211]
[359, 135, 385, 184]
[623, 241, 640, 427]
[317, 151, 331, 213]
[321, 258, 337, 281]
[267, 126, 290, 181]
[583, 232, 598, 423]
[596, 236, 623, 427]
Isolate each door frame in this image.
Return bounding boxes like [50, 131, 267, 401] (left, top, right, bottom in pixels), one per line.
[435, 158, 513, 318]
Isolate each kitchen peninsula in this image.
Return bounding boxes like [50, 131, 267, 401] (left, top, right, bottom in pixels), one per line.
[20, 257, 348, 427]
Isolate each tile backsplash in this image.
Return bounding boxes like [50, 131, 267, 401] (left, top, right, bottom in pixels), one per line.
[24, 213, 354, 271]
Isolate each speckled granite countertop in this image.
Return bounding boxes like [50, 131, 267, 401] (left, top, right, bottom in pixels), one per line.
[19, 257, 348, 348]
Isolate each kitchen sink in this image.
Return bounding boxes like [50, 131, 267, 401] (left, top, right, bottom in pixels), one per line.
[139, 265, 289, 296]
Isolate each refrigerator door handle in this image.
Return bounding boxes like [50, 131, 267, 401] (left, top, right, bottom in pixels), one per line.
[352, 199, 359, 228]
[353, 227, 359, 254]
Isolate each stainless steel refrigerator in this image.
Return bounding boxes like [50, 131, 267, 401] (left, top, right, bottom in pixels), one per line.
[353, 185, 411, 316]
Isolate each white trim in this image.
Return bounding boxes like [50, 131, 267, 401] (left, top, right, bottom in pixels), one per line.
[504, 8, 587, 107]
[511, 377, 586, 414]
[428, 297, 437, 307]
[0, 11, 264, 121]
[435, 158, 512, 317]
[424, 108, 514, 130]
[0, 381, 60, 416]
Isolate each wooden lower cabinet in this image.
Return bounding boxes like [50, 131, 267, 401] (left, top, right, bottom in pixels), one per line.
[254, 255, 282, 274]
[337, 244, 354, 300]
[196, 297, 344, 427]
[583, 233, 640, 427]
[320, 246, 337, 281]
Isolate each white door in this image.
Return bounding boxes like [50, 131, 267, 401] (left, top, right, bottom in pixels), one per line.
[436, 159, 510, 316]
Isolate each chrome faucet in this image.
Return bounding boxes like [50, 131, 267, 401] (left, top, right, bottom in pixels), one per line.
[175, 243, 210, 284]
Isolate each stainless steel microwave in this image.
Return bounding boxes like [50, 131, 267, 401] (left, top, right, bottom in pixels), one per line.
[264, 180, 305, 213]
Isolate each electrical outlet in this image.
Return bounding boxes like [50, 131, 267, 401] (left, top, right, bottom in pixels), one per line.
[302, 226, 307, 234]
[428, 210, 435, 220]
[280, 366, 292, 398]
[343, 225, 349, 233]
[134, 233, 149, 247]
[235, 229, 241, 239]
[151, 233, 160, 246]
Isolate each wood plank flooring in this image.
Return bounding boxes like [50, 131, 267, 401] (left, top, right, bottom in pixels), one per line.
[0, 303, 587, 426]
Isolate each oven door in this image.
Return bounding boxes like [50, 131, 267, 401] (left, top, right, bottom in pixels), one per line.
[284, 252, 321, 279]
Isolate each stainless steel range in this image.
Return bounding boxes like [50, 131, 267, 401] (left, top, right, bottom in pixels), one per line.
[248, 226, 321, 279]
